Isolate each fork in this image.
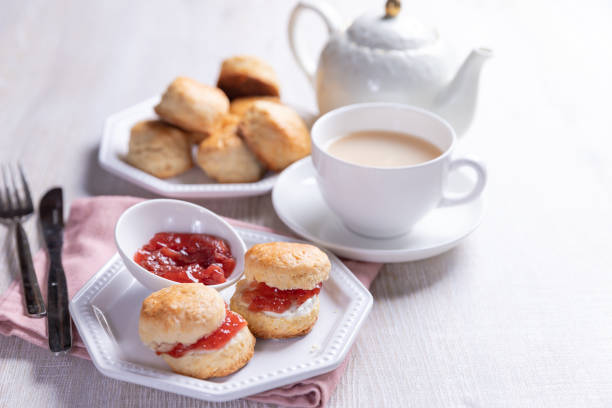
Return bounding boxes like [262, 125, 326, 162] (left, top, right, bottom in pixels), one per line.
[0, 163, 46, 317]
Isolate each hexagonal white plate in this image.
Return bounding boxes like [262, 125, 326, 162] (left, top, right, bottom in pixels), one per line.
[99, 96, 282, 198]
[69, 227, 373, 402]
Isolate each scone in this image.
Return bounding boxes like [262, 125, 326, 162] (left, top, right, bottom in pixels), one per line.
[217, 55, 280, 100]
[139, 283, 255, 379]
[229, 96, 280, 117]
[155, 76, 229, 135]
[238, 101, 311, 171]
[196, 114, 265, 183]
[126, 120, 193, 178]
[230, 242, 331, 339]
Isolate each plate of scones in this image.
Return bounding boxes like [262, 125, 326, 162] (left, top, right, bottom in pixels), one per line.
[99, 55, 315, 198]
[70, 226, 373, 401]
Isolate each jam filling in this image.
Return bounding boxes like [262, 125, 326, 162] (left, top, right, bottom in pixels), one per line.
[159, 308, 247, 358]
[241, 281, 322, 314]
[134, 232, 236, 285]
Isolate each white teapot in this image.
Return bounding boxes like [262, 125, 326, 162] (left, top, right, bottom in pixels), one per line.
[288, 0, 492, 135]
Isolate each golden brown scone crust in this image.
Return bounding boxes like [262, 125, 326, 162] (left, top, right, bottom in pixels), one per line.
[239, 101, 311, 171]
[187, 131, 208, 144]
[161, 326, 255, 379]
[217, 55, 280, 100]
[196, 114, 265, 183]
[155, 76, 229, 135]
[126, 120, 193, 178]
[230, 96, 281, 117]
[230, 288, 320, 339]
[244, 242, 330, 290]
[139, 283, 226, 347]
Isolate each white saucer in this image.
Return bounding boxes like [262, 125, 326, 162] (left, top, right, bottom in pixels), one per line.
[272, 158, 485, 263]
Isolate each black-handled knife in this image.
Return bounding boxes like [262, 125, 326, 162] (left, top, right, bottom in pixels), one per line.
[40, 187, 72, 354]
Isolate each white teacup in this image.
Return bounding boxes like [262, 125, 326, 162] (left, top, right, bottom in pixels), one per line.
[311, 103, 487, 239]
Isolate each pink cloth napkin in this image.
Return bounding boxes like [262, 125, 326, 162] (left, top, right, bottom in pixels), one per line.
[0, 196, 381, 408]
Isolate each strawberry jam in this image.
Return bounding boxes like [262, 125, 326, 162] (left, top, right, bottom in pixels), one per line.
[241, 281, 322, 314]
[160, 307, 247, 358]
[134, 232, 236, 285]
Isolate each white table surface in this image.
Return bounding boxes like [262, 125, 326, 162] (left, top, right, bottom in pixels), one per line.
[2, 0, 612, 406]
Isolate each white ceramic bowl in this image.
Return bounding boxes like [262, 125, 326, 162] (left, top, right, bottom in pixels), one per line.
[114, 199, 246, 292]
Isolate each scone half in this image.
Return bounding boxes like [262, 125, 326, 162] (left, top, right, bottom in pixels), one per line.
[230, 280, 321, 339]
[244, 242, 331, 290]
[160, 325, 255, 379]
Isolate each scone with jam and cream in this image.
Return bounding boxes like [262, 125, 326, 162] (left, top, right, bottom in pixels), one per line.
[230, 242, 330, 339]
[139, 283, 255, 379]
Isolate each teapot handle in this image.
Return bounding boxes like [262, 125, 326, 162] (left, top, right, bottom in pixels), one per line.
[288, 0, 342, 86]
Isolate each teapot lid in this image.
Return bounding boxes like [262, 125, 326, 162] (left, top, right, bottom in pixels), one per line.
[346, 2, 437, 51]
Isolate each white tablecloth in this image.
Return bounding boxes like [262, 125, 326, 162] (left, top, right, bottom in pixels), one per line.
[1, 0, 612, 406]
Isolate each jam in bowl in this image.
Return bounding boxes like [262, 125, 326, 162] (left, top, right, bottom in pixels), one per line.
[115, 199, 246, 291]
[134, 232, 236, 285]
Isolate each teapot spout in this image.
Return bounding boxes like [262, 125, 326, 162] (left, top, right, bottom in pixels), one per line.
[433, 47, 492, 136]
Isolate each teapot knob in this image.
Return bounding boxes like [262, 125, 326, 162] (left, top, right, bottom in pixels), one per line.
[385, 0, 401, 18]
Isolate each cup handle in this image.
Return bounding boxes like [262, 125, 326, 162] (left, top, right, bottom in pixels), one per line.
[288, 0, 342, 85]
[439, 158, 487, 207]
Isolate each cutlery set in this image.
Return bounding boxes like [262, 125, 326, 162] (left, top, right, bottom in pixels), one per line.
[1, 163, 72, 354]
